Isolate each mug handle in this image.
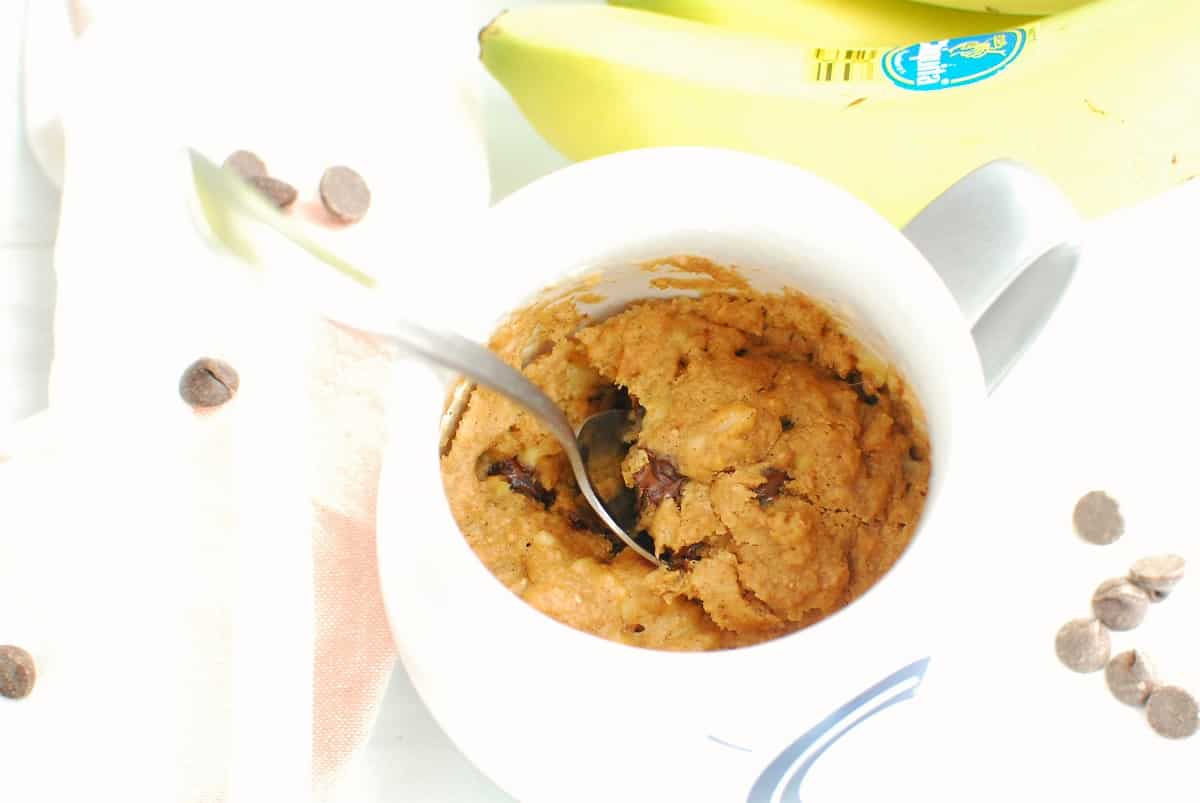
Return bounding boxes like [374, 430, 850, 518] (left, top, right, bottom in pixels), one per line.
[901, 160, 1082, 392]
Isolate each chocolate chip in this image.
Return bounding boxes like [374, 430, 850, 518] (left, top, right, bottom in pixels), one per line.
[1054, 618, 1110, 673]
[634, 453, 685, 507]
[0, 645, 36, 700]
[246, 175, 298, 209]
[1073, 490, 1124, 545]
[1146, 686, 1199, 739]
[780, 416, 795, 431]
[222, 149, 267, 179]
[633, 530, 656, 555]
[318, 165, 371, 223]
[1129, 554, 1186, 600]
[488, 458, 555, 508]
[179, 357, 239, 408]
[844, 369, 879, 405]
[1106, 650, 1158, 706]
[662, 541, 707, 570]
[753, 468, 790, 507]
[734, 348, 748, 357]
[1091, 577, 1151, 631]
[631, 624, 645, 633]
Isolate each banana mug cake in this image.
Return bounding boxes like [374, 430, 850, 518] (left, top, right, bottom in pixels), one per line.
[440, 259, 930, 651]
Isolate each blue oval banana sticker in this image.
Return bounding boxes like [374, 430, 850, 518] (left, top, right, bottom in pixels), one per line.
[883, 29, 1028, 91]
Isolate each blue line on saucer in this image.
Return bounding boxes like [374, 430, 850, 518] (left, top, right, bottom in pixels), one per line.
[746, 657, 931, 803]
[707, 734, 754, 753]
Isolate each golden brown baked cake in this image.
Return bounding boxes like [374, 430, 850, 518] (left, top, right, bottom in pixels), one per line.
[440, 260, 929, 651]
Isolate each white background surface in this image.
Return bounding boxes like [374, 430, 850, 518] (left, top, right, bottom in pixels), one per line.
[1, 0, 57, 425]
[3, 0, 1200, 800]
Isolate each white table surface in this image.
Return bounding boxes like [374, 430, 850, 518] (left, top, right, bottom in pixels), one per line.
[4, 0, 1200, 800]
[1, 0, 58, 426]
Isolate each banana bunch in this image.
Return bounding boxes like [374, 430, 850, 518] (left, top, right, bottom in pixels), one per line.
[610, 0, 1036, 44]
[481, 0, 1199, 225]
[911, 0, 1091, 13]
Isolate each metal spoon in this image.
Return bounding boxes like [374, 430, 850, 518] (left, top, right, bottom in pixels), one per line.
[576, 407, 641, 536]
[184, 148, 663, 567]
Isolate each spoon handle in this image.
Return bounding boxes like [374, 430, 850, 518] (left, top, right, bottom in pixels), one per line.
[342, 319, 662, 567]
[379, 319, 579, 451]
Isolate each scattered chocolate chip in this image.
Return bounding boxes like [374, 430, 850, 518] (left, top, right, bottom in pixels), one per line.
[753, 468, 790, 507]
[1073, 490, 1124, 545]
[631, 624, 645, 633]
[222, 149, 267, 179]
[1146, 686, 1199, 739]
[0, 645, 36, 700]
[780, 416, 795, 431]
[734, 348, 748, 357]
[179, 357, 240, 408]
[488, 458, 555, 508]
[1091, 578, 1151, 631]
[246, 175, 298, 209]
[1106, 650, 1158, 706]
[1054, 618, 1110, 673]
[319, 165, 371, 223]
[908, 445, 924, 461]
[634, 453, 685, 507]
[1130, 554, 1186, 600]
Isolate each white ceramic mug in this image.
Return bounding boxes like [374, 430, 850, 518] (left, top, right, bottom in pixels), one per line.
[376, 148, 1080, 803]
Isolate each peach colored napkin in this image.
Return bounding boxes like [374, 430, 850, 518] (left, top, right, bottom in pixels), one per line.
[3, 2, 489, 801]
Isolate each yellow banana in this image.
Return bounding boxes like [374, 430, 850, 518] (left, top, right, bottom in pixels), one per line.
[480, 4, 1199, 226]
[911, 0, 1091, 13]
[610, 0, 1034, 46]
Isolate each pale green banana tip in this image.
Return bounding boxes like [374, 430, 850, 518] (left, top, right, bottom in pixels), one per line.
[478, 10, 507, 62]
[186, 146, 379, 290]
[185, 147, 261, 266]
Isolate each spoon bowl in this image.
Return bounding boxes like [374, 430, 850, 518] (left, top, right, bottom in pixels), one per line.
[576, 407, 642, 539]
